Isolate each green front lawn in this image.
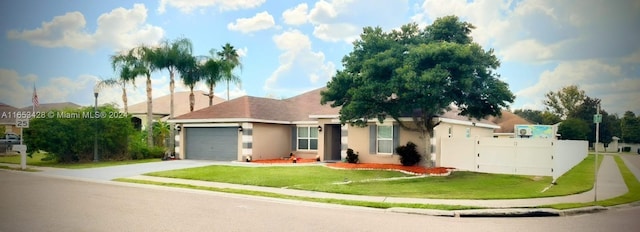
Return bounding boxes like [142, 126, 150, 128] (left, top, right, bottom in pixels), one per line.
[148, 166, 411, 187]
[0, 152, 161, 169]
[148, 154, 600, 200]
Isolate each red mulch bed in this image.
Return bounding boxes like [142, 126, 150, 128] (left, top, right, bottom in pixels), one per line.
[327, 163, 453, 175]
[251, 159, 453, 175]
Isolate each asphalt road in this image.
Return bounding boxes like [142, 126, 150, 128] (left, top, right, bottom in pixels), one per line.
[1, 171, 640, 232]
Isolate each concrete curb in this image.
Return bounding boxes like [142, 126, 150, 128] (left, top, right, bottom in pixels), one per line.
[388, 206, 608, 217]
[557, 206, 607, 216]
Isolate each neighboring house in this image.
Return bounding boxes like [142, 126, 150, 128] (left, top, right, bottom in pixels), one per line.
[2, 102, 82, 136]
[127, 90, 225, 130]
[486, 110, 532, 138]
[1, 103, 20, 135]
[20, 102, 82, 112]
[171, 88, 500, 165]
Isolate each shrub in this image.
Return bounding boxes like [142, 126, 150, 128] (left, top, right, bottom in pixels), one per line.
[147, 146, 165, 159]
[23, 104, 133, 162]
[396, 141, 422, 166]
[345, 148, 358, 163]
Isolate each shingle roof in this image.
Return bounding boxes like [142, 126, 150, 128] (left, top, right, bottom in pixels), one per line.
[283, 87, 340, 121]
[174, 87, 498, 129]
[175, 87, 339, 122]
[20, 102, 82, 112]
[0, 103, 19, 124]
[128, 90, 225, 117]
[486, 110, 532, 133]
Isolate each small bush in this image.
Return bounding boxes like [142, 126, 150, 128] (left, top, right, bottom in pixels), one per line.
[147, 146, 165, 159]
[345, 148, 358, 163]
[396, 142, 422, 166]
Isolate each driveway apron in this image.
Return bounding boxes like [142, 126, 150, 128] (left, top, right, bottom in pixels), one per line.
[40, 160, 219, 181]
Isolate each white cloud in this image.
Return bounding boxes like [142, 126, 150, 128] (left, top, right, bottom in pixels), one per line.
[282, 3, 309, 25]
[227, 11, 275, 34]
[515, 60, 639, 115]
[500, 39, 554, 62]
[0, 69, 36, 107]
[0, 69, 104, 108]
[411, 0, 640, 62]
[304, 0, 410, 43]
[308, 0, 338, 23]
[7, 4, 164, 52]
[312, 23, 359, 43]
[265, 30, 336, 93]
[157, 0, 265, 14]
[236, 46, 249, 57]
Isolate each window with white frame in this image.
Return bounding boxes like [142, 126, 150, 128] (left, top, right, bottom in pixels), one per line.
[377, 125, 393, 154]
[297, 126, 318, 150]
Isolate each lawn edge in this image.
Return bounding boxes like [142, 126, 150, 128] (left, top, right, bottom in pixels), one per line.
[113, 177, 481, 211]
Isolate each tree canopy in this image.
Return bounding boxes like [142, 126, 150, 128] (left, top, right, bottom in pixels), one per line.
[321, 16, 515, 137]
[621, 111, 640, 143]
[543, 85, 585, 119]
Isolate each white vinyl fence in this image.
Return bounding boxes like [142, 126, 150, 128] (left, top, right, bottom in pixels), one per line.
[440, 138, 588, 182]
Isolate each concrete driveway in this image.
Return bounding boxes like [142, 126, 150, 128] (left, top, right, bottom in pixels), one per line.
[38, 160, 221, 181]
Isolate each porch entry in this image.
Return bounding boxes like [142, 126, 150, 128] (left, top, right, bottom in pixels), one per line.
[323, 124, 342, 161]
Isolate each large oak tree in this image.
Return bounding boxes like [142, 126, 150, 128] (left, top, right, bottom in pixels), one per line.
[321, 16, 515, 164]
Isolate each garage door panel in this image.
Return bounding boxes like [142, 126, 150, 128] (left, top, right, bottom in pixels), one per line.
[185, 127, 238, 160]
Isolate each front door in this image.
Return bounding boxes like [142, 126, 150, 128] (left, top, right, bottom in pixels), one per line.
[323, 124, 342, 161]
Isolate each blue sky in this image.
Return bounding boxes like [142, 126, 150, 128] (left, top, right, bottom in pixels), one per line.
[1, 0, 638, 116]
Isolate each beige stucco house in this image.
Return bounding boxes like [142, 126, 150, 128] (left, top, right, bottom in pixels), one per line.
[171, 88, 499, 165]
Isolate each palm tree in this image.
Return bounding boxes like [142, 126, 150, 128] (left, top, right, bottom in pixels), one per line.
[152, 121, 170, 147]
[179, 56, 202, 112]
[109, 53, 143, 115]
[132, 46, 157, 147]
[95, 76, 133, 114]
[112, 45, 155, 147]
[150, 37, 193, 154]
[200, 49, 224, 106]
[217, 43, 242, 100]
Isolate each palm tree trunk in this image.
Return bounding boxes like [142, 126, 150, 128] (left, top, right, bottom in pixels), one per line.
[146, 74, 153, 147]
[168, 69, 175, 157]
[208, 84, 214, 106]
[227, 80, 230, 100]
[121, 85, 128, 115]
[189, 87, 195, 112]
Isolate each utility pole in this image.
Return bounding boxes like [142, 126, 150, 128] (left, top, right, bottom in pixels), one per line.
[594, 103, 601, 202]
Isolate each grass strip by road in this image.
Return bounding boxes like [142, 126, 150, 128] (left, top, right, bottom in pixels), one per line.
[114, 178, 481, 211]
[0, 165, 40, 172]
[0, 152, 161, 169]
[147, 155, 598, 200]
[545, 155, 640, 209]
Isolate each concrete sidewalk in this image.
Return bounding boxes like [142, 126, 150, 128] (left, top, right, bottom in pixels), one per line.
[125, 155, 629, 209]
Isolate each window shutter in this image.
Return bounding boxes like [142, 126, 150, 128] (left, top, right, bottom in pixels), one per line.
[393, 125, 400, 154]
[291, 126, 297, 150]
[369, 124, 376, 154]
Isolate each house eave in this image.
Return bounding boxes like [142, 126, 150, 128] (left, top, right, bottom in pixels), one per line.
[309, 114, 340, 119]
[438, 117, 501, 129]
[169, 118, 291, 125]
